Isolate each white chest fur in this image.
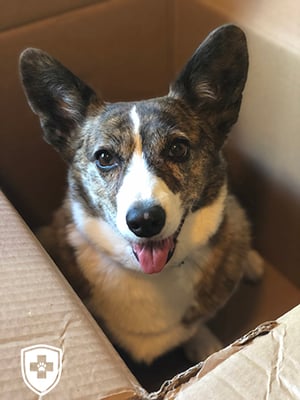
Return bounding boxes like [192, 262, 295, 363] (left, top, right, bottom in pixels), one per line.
[68, 187, 226, 362]
[68, 226, 206, 362]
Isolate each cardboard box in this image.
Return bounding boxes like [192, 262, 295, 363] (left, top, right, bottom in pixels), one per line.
[1, 191, 300, 399]
[0, 0, 300, 398]
[155, 309, 300, 400]
[0, 191, 142, 400]
[0, 0, 173, 228]
[0, 0, 101, 31]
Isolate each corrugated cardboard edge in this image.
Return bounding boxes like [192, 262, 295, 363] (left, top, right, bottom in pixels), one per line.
[148, 320, 279, 400]
[171, 305, 300, 399]
[102, 389, 146, 400]
[0, 190, 147, 400]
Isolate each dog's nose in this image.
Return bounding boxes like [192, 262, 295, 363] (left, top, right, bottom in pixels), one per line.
[126, 203, 166, 238]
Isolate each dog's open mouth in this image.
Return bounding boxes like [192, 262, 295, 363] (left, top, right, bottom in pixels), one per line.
[132, 216, 186, 274]
[132, 237, 175, 274]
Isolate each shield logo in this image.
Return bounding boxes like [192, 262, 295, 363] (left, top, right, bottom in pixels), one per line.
[21, 344, 63, 396]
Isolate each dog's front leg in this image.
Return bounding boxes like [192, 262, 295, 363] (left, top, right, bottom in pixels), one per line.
[183, 323, 222, 363]
[243, 250, 265, 283]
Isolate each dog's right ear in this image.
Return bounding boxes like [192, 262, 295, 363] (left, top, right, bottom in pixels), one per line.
[19, 48, 100, 162]
[169, 25, 249, 145]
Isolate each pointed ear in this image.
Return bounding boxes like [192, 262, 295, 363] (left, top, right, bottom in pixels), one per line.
[169, 25, 249, 140]
[19, 48, 100, 161]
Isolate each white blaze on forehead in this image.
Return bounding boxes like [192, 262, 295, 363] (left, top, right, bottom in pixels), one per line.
[130, 105, 140, 134]
[116, 152, 182, 241]
[130, 105, 142, 154]
[119, 105, 183, 241]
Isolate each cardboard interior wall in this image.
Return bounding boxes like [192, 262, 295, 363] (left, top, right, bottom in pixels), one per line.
[172, 0, 300, 287]
[0, 0, 174, 228]
[0, 0, 300, 398]
[0, 0, 299, 285]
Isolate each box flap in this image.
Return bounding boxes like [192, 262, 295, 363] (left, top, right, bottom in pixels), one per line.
[154, 305, 300, 399]
[0, 190, 144, 399]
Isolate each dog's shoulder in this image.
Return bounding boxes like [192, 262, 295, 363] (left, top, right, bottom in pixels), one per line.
[183, 194, 251, 323]
[37, 203, 91, 298]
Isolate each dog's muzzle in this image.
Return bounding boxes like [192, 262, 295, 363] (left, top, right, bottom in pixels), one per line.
[126, 202, 186, 274]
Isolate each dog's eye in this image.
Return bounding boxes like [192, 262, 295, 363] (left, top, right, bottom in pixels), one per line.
[167, 139, 190, 162]
[95, 149, 119, 170]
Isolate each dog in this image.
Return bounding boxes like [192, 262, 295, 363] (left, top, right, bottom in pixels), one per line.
[20, 25, 263, 364]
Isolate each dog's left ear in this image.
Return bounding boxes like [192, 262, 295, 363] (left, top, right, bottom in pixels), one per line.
[19, 48, 100, 162]
[169, 25, 248, 142]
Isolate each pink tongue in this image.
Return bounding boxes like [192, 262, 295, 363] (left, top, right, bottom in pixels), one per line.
[133, 238, 174, 274]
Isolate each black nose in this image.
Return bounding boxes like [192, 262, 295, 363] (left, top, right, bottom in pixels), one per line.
[126, 203, 166, 238]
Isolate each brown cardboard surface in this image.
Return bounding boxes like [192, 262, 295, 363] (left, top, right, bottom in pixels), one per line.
[210, 261, 300, 346]
[0, 0, 100, 31]
[0, 0, 173, 228]
[1, 0, 300, 398]
[1, 183, 300, 398]
[174, 0, 300, 288]
[169, 305, 300, 399]
[1, 0, 299, 288]
[174, 0, 300, 192]
[148, 321, 279, 399]
[0, 191, 142, 399]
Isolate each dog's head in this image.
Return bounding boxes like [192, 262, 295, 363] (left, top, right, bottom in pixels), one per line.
[20, 25, 248, 274]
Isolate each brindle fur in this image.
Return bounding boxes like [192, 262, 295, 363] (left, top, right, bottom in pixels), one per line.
[20, 25, 263, 363]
